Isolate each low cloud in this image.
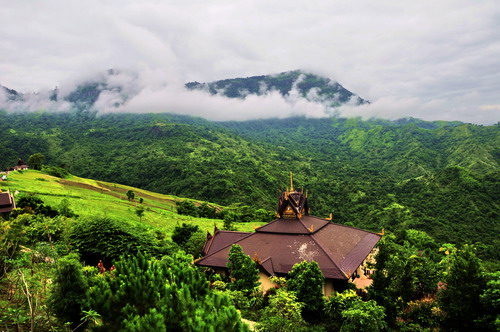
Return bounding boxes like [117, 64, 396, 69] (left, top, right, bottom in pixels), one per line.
[1, 68, 498, 124]
[1, 1, 499, 124]
[105, 79, 330, 121]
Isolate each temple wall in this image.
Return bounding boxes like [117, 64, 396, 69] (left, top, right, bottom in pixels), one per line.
[258, 272, 278, 292]
[323, 279, 334, 297]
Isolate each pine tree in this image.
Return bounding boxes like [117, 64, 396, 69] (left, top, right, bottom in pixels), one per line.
[86, 251, 248, 331]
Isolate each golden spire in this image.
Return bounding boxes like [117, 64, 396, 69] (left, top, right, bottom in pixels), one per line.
[290, 171, 294, 191]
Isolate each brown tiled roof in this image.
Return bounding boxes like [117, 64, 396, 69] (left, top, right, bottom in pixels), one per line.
[203, 228, 252, 256]
[196, 217, 381, 280]
[0, 191, 15, 213]
[256, 216, 329, 234]
[312, 223, 381, 275]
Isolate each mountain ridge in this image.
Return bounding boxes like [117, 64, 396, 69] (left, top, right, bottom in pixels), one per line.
[0, 70, 367, 114]
[186, 70, 368, 107]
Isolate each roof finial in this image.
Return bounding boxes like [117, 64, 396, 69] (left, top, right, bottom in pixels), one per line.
[290, 171, 294, 192]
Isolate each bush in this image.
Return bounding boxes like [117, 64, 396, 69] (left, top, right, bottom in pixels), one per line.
[227, 244, 261, 295]
[175, 200, 198, 216]
[48, 253, 87, 329]
[86, 252, 248, 331]
[172, 223, 200, 247]
[287, 261, 325, 322]
[340, 300, 387, 332]
[16, 194, 59, 217]
[262, 289, 305, 324]
[41, 165, 69, 178]
[401, 298, 443, 330]
[69, 217, 172, 266]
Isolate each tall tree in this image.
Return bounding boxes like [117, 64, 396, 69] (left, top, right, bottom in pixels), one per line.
[126, 190, 135, 201]
[287, 260, 325, 322]
[28, 153, 45, 170]
[227, 244, 260, 295]
[439, 244, 486, 331]
[369, 232, 440, 326]
[478, 271, 500, 331]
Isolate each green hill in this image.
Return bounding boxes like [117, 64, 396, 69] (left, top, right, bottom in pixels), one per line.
[0, 111, 498, 262]
[0, 170, 262, 235]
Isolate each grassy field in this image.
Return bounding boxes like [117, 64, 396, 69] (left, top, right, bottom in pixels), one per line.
[0, 170, 265, 235]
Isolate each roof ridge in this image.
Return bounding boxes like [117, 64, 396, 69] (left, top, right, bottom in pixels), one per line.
[339, 233, 381, 273]
[217, 230, 252, 234]
[327, 221, 383, 236]
[254, 218, 279, 231]
[299, 215, 330, 233]
[305, 215, 328, 221]
[201, 231, 215, 256]
[310, 233, 348, 279]
[195, 232, 254, 265]
[297, 217, 313, 233]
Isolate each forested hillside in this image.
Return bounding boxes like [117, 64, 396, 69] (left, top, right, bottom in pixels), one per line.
[186, 70, 368, 106]
[0, 110, 498, 262]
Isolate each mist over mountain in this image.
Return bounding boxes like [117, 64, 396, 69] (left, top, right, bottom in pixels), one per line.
[186, 70, 368, 106]
[1, 70, 367, 121]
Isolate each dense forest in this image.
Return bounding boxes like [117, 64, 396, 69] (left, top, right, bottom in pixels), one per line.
[1, 110, 498, 264]
[0, 172, 498, 331]
[0, 108, 499, 330]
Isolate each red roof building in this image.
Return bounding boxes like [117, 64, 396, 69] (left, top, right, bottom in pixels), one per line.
[196, 177, 381, 295]
[0, 190, 16, 214]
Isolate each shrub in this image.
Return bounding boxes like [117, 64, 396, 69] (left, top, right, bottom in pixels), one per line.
[287, 260, 325, 322]
[227, 244, 260, 295]
[41, 165, 69, 178]
[48, 253, 87, 329]
[68, 217, 171, 266]
[340, 299, 387, 332]
[86, 252, 248, 331]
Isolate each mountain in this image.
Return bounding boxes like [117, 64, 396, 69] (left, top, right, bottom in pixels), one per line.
[0, 69, 135, 111]
[0, 111, 498, 264]
[186, 70, 368, 107]
[1, 85, 22, 101]
[1, 70, 367, 114]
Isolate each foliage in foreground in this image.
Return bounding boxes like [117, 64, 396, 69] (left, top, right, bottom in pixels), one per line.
[439, 244, 487, 331]
[287, 260, 325, 322]
[48, 253, 87, 329]
[68, 216, 173, 266]
[227, 244, 261, 295]
[325, 290, 387, 332]
[86, 251, 248, 331]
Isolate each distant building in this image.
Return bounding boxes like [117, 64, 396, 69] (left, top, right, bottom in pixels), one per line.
[0, 190, 16, 214]
[195, 175, 381, 295]
[12, 159, 29, 171]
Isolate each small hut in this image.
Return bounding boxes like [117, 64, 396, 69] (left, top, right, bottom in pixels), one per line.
[0, 190, 16, 214]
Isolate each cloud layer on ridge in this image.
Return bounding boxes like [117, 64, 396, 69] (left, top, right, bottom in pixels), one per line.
[1, 1, 499, 124]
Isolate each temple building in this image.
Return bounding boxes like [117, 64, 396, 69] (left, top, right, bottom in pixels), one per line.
[195, 175, 381, 295]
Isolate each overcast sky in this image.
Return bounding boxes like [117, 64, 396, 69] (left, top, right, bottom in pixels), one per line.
[1, 0, 499, 124]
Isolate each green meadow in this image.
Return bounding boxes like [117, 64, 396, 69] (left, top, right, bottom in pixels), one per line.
[0, 170, 264, 235]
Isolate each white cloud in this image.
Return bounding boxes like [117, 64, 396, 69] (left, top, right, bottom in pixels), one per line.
[0, 0, 499, 124]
